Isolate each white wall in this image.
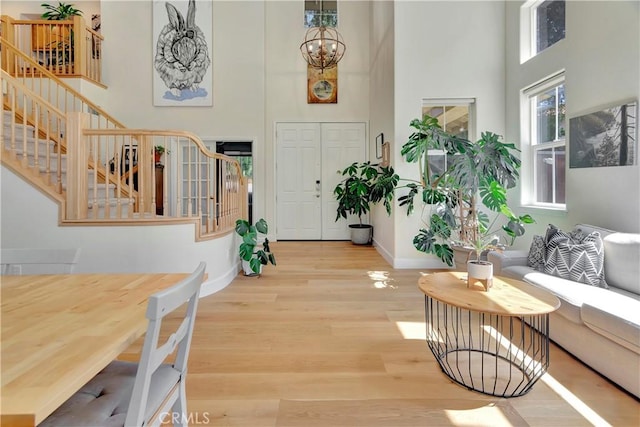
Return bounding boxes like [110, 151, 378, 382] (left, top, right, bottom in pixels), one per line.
[369, 0, 395, 263]
[0, 166, 237, 296]
[392, 0, 506, 268]
[505, 0, 640, 238]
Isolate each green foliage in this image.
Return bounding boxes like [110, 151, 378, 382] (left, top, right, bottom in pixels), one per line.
[397, 116, 534, 266]
[235, 218, 276, 274]
[154, 145, 171, 155]
[334, 162, 399, 225]
[41, 2, 83, 20]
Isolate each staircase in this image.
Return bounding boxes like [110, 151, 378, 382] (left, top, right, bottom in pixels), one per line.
[1, 35, 246, 238]
[2, 110, 133, 218]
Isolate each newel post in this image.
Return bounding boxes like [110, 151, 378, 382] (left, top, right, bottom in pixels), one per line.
[0, 16, 16, 73]
[66, 112, 89, 220]
[72, 15, 86, 76]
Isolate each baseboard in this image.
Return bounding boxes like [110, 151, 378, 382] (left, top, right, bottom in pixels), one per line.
[373, 237, 454, 270]
[200, 262, 239, 298]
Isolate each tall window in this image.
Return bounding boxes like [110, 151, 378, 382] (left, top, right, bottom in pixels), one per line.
[524, 75, 566, 206]
[534, 0, 565, 53]
[521, 0, 565, 62]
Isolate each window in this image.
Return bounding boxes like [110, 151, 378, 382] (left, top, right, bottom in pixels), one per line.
[422, 99, 475, 177]
[523, 75, 566, 207]
[521, 0, 565, 62]
[304, 0, 337, 28]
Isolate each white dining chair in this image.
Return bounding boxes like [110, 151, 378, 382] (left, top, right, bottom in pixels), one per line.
[39, 262, 206, 427]
[0, 248, 80, 275]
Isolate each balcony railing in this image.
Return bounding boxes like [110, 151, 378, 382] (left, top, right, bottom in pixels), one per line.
[1, 15, 103, 85]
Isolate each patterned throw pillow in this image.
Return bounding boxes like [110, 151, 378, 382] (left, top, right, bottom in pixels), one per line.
[543, 224, 572, 263]
[527, 235, 546, 271]
[544, 230, 608, 288]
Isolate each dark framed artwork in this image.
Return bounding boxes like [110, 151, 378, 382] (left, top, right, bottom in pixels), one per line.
[375, 133, 384, 159]
[307, 65, 337, 104]
[569, 100, 637, 168]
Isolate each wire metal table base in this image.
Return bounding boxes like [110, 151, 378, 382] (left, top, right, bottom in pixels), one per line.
[424, 295, 551, 397]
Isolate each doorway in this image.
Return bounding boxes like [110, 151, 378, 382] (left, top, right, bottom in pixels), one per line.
[275, 122, 366, 240]
[216, 141, 253, 224]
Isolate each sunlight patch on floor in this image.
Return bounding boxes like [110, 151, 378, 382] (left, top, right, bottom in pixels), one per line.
[445, 403, 515, 427]
[394, 321, 427, 340]
[367, 270, 397, 289]
[483, 325, 612, 427]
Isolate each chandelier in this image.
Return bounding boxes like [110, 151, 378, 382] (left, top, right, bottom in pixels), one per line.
[299, 10, 345, 72]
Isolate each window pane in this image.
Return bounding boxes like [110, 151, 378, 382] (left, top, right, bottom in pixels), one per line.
[557, 84, 566, 139]
[305, 0, 337, 27]
[536, 0, 565, 53]
[535, 84, 564, 144]
[534, 146, 565, 204]
[536, 88, 557, 144]
[422, 105, 469, 139]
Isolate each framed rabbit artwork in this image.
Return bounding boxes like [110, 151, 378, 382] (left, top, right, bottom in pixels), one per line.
[152, 0, 213, 106]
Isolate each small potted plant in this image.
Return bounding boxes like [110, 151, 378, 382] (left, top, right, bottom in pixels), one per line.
[154, 145, 170, 164]
[333, 161, 399, 245]
[235, 218, 276, 276]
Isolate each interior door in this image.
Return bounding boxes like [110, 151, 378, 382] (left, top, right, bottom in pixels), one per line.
[276, 122, 366, 240]
[321, 123, 366, 240]
[276, 123, 322, 239]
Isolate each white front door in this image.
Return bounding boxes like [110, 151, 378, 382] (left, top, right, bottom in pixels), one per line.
[276, 122, 366, 240]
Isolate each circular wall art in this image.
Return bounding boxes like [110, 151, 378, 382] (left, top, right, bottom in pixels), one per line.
[313, 80, 334, 100]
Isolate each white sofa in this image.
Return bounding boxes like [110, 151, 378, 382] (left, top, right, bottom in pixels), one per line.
[488, 224, 640, 398]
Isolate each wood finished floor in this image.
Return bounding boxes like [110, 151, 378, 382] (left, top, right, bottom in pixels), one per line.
[123, 241, 640, 426]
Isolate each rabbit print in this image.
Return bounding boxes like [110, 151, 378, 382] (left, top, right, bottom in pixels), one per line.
[155, 0, 211, 101]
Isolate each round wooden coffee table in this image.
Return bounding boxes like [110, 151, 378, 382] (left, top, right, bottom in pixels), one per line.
[418, 271, 560, 397]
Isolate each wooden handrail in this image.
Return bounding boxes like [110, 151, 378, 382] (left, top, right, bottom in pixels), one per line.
[0, 35, 119, 127]
[0, 15, 103, 84]
[68, 120, 247, 237]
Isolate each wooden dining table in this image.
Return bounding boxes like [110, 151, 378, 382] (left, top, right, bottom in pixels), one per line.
[0, 272, 190, 427]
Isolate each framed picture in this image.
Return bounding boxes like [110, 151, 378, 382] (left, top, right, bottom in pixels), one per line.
[569, 100, 637, 168]
[375, 133, 384, 159]
[307, 65, 338, 104]
[152, 0, 213, 106]
[381, 141, 390, 167]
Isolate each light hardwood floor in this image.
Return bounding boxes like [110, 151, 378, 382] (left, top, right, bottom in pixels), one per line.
[125, 241, 639, 426]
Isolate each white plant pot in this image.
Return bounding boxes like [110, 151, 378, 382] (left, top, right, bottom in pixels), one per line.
[467, 260, 493, 280]
[349, 224, 373, 245]
[467, 260, 493, 291]
[241, 259, 262, 276]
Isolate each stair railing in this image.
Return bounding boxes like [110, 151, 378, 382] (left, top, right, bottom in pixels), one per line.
[0, 35, 116, 130]
[1, 70, 66, 196]
[1, 15, 103, 84]
[66, 113, 247, 239]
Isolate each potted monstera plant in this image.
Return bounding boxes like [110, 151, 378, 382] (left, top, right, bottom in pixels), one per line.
[397, 115, 534, 271]
[235, 218, 276, 276]
[334, 161, 399, 245]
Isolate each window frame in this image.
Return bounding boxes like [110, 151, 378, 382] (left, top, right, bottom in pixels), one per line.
[520, 0, 565, 63]
[521, 73, 566, 210]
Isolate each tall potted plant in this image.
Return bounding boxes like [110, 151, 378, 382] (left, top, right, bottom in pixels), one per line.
[397, 116, 534, 268]
[333, 161, 399, 245]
